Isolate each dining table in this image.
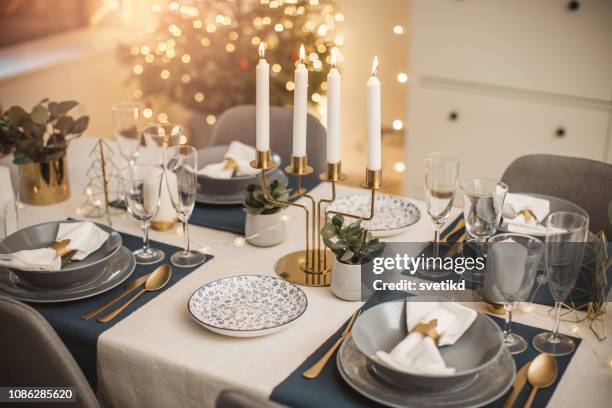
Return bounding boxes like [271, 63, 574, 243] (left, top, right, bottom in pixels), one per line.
[6, 136, 611, 408]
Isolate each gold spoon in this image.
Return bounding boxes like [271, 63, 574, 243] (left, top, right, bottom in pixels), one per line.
[97, 264, 172, 323]
[524, 353, 558, 408]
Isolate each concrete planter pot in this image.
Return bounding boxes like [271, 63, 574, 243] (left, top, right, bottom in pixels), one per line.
[245, 211, 286, 247]
[331, 258, 363, 301]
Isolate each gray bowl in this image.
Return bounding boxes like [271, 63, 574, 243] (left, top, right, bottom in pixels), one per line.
[0, 221, 121, 288]
[351, 300, 504, 390]
[196, 145, 284, 205]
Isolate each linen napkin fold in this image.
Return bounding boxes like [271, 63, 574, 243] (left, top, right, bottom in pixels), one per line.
[198, 141, 260, 179]
[0, 222, 109, 271]
[502, 193, 550, 234]
[375, 302, 477, 375]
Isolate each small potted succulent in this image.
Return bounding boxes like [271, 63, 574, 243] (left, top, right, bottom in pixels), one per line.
[243, 179, 290, 247]
[322, 214, 386, 301]
[0, 99, 89, 205]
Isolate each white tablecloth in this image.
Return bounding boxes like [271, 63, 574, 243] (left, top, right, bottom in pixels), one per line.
[12, 137, 612, 407]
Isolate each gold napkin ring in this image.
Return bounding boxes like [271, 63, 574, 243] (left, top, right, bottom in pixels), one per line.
[48, 239, 71, 257]
[413, 319, 440, 345]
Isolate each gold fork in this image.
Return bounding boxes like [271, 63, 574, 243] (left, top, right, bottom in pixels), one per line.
[302, 309, 362, 379]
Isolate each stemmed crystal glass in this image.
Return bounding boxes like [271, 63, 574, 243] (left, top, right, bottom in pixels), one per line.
[487, 233, 544, 354]
[533, 211, 589, 356]
[120, 163, 165, 264]
[163, 146, 206, 268]
[112, 102, 142, 165]
[142, 123, 183, 157]
[423, 152, 460, 277]
[460, 178, 508, 282]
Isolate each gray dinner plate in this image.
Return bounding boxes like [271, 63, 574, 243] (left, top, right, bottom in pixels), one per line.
[499, 193, 588, 236]
[0, 220, 122, 287]
[0, 246, 135, 303]
[350, 300, 504, 390]
[196, 145, 285, 205]
[337, 335, 515, 408]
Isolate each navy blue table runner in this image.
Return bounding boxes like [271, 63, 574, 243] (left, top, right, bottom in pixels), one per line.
[270, 291, 581, 408]
[189, 177, 321, 234]
[32, 232, 212, 389]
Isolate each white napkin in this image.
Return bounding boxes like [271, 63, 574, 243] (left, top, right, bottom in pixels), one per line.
[0, 222, 109, 271]
[375, 302, 477, 375]
[198, 141, 260, 179]
[502, 193, 550, 234]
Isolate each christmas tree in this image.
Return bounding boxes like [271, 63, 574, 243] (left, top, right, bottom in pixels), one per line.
[120, 0, 342, 120]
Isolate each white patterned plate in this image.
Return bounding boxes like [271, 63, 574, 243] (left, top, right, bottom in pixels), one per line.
[327, 193, 421, 237]
[187, 275, 308, 337]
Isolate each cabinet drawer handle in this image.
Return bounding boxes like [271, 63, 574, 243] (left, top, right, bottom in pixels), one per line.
[567, 1, 580, 11]
[555, 127, 566, 138]
[448, 111, 459, 121]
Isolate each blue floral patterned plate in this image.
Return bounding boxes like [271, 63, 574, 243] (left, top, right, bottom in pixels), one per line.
[187, 275, 308, 337]
[327, 193, 421, 237]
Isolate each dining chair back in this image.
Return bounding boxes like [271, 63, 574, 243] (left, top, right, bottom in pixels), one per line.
[216, 390, 285, 408]
[501, 154, 612, 236]
[209, 105, 327, 173]
[0, 295, 100, 408]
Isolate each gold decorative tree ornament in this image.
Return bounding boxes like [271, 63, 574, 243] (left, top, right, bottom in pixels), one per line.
[78, 139, 122, 226]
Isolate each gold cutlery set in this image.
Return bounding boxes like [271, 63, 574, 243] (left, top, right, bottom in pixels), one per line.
[81, 264, 172, 323]
[503, 353, 558, 408]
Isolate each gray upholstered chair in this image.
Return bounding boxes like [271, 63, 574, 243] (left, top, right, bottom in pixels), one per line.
[216, 390, 285, 408]
[209, 105, 327, 174]
[501, 154, 612, 237]
[0, 295, 100, 408]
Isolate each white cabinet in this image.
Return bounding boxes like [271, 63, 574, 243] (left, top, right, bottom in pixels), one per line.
[406, 0, 612, 198]
[405, 85, 610, 196]
[411, 0, 612, 100]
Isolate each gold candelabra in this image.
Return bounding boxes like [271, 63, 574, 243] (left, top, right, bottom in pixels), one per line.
[251, 150, 385, 287]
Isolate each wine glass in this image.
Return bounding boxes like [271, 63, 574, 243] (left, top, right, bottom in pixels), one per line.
[163, 146, 206, 268]
[120, 163, 165, 264]
[460, 178, 508, 282]
[487, 233, 544, 354]
[533, 211, 589, 356]
[142, 123, 183, 160]
[423, 152, 460, 277]
[112, 102, 142, 165]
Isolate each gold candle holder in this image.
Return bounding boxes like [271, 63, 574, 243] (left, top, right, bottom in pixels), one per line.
[252, 153, 385, 287]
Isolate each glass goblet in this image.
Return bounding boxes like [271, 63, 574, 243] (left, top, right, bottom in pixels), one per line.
[120, 163, 165, 264]
[460, 178, 508, 282]
[422, 152, 460, 278]
[533, 211, 589, 356]
[112, 102, 142, 166]
[487, 233, 543, 354]
[163, 145, 206, 268]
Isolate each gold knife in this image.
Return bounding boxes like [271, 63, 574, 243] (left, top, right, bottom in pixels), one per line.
[444, 232, 466, 258]
[502, 361, 531, 408]
[302, 309, 361, 379]
[440, 219, 465, 243]
[81, 273, 152, 320]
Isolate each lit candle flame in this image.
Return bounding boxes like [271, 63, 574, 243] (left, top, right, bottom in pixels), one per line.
[371, 56, 379, 77]
[299, 43, 305, 64]
[331, 49, 337, 68]
[259, 42, 265, 58]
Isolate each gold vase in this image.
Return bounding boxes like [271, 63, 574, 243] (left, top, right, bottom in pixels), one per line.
[19, 157, 70, 205]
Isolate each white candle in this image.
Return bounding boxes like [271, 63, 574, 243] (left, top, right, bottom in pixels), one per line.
[326, 50, 341, 164]
[367, 56, 381, 170]
[292, 44, 308, 157]
[256, 43, 269, 151]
